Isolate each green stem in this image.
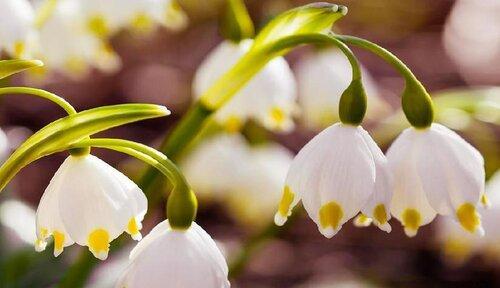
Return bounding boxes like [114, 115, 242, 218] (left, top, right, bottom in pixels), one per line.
[221, 0, 255, 42]
[0, 87, 76, 115]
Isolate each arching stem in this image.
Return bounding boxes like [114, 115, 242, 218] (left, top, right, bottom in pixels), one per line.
[0, 87, 76, 115]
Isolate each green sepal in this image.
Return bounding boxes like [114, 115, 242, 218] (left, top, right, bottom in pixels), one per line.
[402, 80, 434, 128]
[220, 0, 255, 42]
[167, 188, 198, 229]
[339, 78, 367, 125]
[0, 60, 43, 80]
[0, 104, 169, 192]
[200, 3, 347, 109]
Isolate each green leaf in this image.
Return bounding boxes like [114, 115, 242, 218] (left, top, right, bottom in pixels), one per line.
[200, 3, 347, 109]
[0, 104, 170, 192]
[0, 60, 43, 80]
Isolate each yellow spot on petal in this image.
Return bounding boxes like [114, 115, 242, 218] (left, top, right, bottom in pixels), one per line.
[39, 228, 49, 239]
[53, 230, 65, 253]
[127, 218, 140, 236]
[480, 194, 491, 208]
[14, 41, 26, 58]
[88, 229, 110, 255]
[270, 107, 286, 125]
[65, 57, 88, 76]
[223, 115, 242, 133]
[456, 203, 481, 234]
[278, 186, 295, 217]
[319, 201, 343, 230]
[402, 208, 421, 234]
[131, 12, 154, 34]
[443, 238, 472, 264]
[87, 15, 109, 38]
[354, 214, 372, 227]
[373, 204, 388, 225]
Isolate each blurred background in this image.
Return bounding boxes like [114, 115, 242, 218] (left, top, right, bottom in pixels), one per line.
[0, 0, 499, 287]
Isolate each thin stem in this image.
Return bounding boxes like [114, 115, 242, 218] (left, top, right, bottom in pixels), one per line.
[0, 87, 76, 115]
[334, 35, 418, 82]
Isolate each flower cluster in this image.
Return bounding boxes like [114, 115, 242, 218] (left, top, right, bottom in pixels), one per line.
[0, 0, 187, 79]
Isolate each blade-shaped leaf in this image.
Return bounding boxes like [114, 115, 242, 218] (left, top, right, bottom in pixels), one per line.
[0, 104, 170, 191]
[0, 60, 43, 79]
[200, 3, 347, 109]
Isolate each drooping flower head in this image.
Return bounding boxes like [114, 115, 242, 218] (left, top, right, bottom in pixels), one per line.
[388, 123, 485, 237]
[0, 0, 38, 59]
[35, 154, 147, 260]
[116, 220, 230, 288]
[275, 123, 393, 237]
[295, 48, 389, 129]
[193, 40, 298, 132]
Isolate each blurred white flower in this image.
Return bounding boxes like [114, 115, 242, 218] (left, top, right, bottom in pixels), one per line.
[443, 0, 500, 84]
[438, 170, 500, 264]
[275, 123, 392, 238]
[226, 143, 293, 228]
[295, 48, 389, 130]
[194, 40, 298, 132]
[116, 220, 230, 288]
[182, 133, 294, 228]
[35, 154, 147, 260]
[0, 0, 38, 59]
[0, 199, 36, 247]
[388, 123, 485, 237]
[78, 0, 187, 38]
[0, 128, 8, 160]
[34, 0, 121, 79]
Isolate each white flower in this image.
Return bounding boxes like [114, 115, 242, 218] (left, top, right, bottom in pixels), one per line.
[274, 123, 392, 238]
[226, 143, 293, 228]
[387, 123, 485, 237]
[35, 0, 120, 79]
[193, 40, 298, 132]
[35, 154, 147, 260]
[181, 134, 252, 200]
[116, 220, 230, 288]
[78, 0, 187, 38]
[437, 169, 500, 263]
[0, 128, 8, 160]
[295, 48, 389, 129]
[0, 0, 38, 59]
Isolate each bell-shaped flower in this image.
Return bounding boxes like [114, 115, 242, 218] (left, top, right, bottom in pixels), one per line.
[295, 48, 389, 130]
[0, 0, 38, 59]
[34, 0, 120, 79]
[78, 0, 187, 38]
[35, 154, 147, 260]
[437, 169, 500, 264]
[274, 123, 393, 237]
[193, 40, 298, 132]
[116, 220, 230, 288]
[387, 123, 485, 237]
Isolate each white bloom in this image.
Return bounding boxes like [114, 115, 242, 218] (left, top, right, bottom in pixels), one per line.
[35, 154, 147, 260]
[0, 128, 8, 160]
[0, 0, 38, 59]
[387, 123, 485, 237]
[35, 0, 120, 78]
[437, 169, 500, 263]
[295, 48, 389, 129]
[274, 123, 392, 238]
[116, 220, 230, 288]
[226, 143, 293, 228]
[78, 0, 187, 38]
[181, 134, 252, 200]
[193, 40, 298, 132]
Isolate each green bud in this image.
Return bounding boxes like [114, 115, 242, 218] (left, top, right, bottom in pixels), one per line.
[220, 0, 254, 42]
[402, 80, 434, 128]
[167, 188, 198, 230]
[339, 79, 367, 125]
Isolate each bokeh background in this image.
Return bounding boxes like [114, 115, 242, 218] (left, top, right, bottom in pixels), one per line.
[0, 0, 499, 287]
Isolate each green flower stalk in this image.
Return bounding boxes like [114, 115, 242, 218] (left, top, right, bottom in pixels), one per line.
[220, 0, 254, 42]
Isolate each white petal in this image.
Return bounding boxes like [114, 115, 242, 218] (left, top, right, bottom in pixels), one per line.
[0, 0, 37, 58]
[388, 128, 437, 237]
[359, 127, 393, 233]
[0, 128, 8, 160]
[117, 221, 230, 288]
